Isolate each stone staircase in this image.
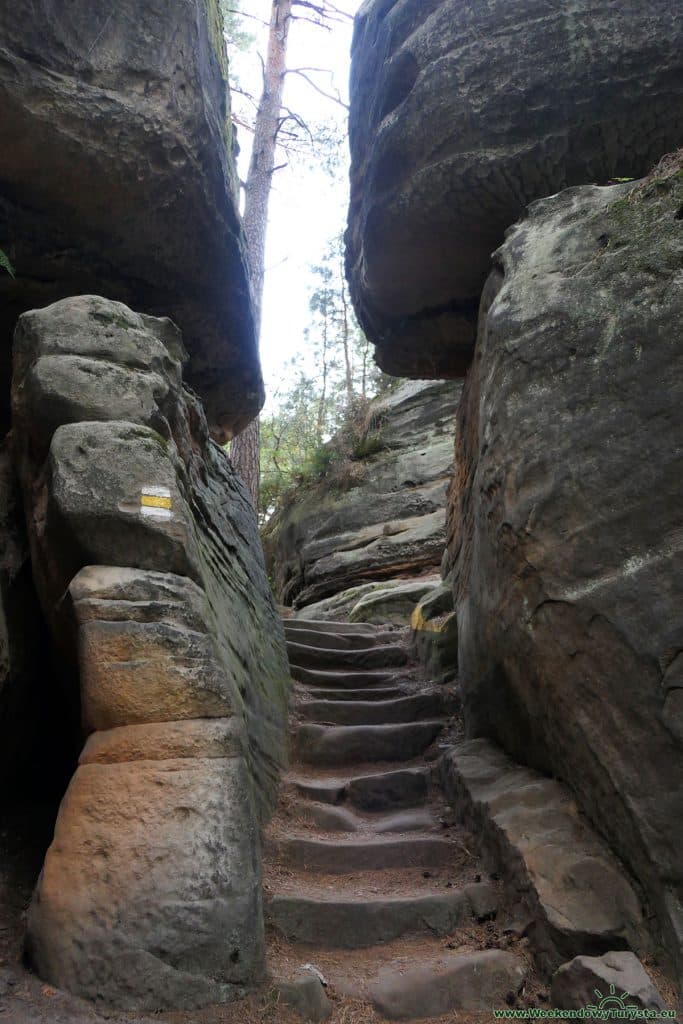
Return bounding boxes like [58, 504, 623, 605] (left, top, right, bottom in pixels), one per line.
[263, 618, 534, 1021]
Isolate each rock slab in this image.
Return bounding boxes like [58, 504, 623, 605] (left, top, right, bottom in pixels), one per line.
[0, 0, 260, 438]
[10, 296, 291, 1008]
[368, 949, 527, 1020]
[551, 952, 667, 1014]
[346, 0, 683, 377]
[440, 739, 647, 973]
[265, 379, 458, 612]
[446, 169, 683, 981]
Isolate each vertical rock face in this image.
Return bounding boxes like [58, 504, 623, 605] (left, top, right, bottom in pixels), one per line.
[346, 0, 683, 378]
[0, 0, 261, 439]
[10, 296, 290, 1007]
[446, 169, 683, 978]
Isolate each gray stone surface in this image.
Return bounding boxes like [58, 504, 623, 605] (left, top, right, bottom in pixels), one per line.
[274, 970, 333, 1022]
[446, 168, 683, 979]
[9, 296, 290, 1008]
[346, 0, 683, 377]
[265, 380, 458, 610]
[294, 576, 440, 624]
[441, 739, 647, 974]
[0, 2, 260, 438]
[296, 720, 443, 765]
[368, 949, 527, 1020]
[551, 952, 667, 1014]
[267, 883, 492, 948]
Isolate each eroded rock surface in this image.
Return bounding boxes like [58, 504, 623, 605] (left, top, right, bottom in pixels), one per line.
[0, 0, 260, 438]
[9, 296, 290, 1007]
[346, 0, 683, 377]
[441, 739, 647, 974]
[551, 952, 667, 1014]
[265, 379, 458, 614]
[447, 170, 683, 979]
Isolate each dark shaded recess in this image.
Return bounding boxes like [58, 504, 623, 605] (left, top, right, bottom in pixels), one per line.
[378, 52, 419, 121]
[0, 470, 82, 947]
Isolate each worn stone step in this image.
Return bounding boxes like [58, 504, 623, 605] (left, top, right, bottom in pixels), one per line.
[288, 766, 430, 812]
[368, 949, 527, 1020]
[295, 801, 363, 832]
[287, 640, 408, 672]
[440, 739, 647, 974]
[285, 619, 381, 637]
[284, 626, 397, 651]
[295, 684, 406, 702]
[291, 801, 436, 835]
[271, 834, 453, 872]
[267, 882, 496, 948]
[295, 721, 444, 765]
[291, 665, 402, 689]
[296, 692, 448, 727]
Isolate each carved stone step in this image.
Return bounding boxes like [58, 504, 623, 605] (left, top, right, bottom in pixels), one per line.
[295, 721, 444, 765]
[267, 882, 496, 948]
[295, 684, 406, 702]
[287, 640, 408, 672]
[271, 834, 454, 872]
[287, 767, 430, 812]
[296, 692, 448, 727]
[291, 666, 403, 689]
[368, 949, 527, 1020]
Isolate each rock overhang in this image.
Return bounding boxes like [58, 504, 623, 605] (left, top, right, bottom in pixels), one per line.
[346, 0, 683, 379]
[0, 0, 262, 440]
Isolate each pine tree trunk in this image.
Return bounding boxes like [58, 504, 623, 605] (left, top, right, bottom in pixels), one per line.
[231, 0, 293, 506]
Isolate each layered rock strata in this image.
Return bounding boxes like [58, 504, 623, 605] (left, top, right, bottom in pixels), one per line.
[447, 169, 683, 979]
[346, 0, 683, 377]
[10, 295, 290, 1007]
[265, 379, 458, 616]
[0, 0, 260, 438]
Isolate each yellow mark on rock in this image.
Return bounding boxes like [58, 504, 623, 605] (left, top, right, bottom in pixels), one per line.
[140, 486, 173, 519]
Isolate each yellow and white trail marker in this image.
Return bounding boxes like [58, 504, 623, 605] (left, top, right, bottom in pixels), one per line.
[140, 485, 173, 520]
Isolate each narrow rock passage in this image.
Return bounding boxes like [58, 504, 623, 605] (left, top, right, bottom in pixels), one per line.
[263, 618, 537, 1022]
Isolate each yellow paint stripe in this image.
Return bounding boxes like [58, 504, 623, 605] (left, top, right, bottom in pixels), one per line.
[141, 494, 173, 510]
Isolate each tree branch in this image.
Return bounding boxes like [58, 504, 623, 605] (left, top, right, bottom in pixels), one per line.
[222, 7, 270, 26]
[286, 68, 349, 110]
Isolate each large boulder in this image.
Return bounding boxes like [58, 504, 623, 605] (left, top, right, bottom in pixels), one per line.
[447, 167, 683, 980]
[10, 295, 290, 1007]
[0, 0, 260, 439]
[265, 379, 459, 611]
[346, 0, 683, 378]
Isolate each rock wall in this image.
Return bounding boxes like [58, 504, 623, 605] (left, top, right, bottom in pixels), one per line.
[0, 0, 260, 440]
[265, 379, 459, 619]
[9, 296, 290, 1007]
[445, 169, 683, 979]
[346, 0, 683, 379]
[347, 0, 683, 990]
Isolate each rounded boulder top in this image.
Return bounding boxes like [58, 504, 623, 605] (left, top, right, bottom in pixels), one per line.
[346, 0, 683, 379]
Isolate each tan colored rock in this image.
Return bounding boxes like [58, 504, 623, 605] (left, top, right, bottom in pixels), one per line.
[80, 718, 244, 765]
[28, 756, 263, 1009]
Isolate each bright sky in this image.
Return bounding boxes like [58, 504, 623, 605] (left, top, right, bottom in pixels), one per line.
[230, 0, 360, 411]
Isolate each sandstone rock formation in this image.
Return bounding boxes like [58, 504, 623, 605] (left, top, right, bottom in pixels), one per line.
[346, 0, 683, 378]
[446, 168, 683, 980]
[551, 952, 667, 1014]
[265, 379, 459, 617]
[9, 296, 290, 1007]
[0, 0, 260, 440]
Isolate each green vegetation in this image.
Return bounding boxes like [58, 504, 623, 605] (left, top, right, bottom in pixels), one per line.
[259, 235, 391, 523]
[0, 248, 15, 278]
